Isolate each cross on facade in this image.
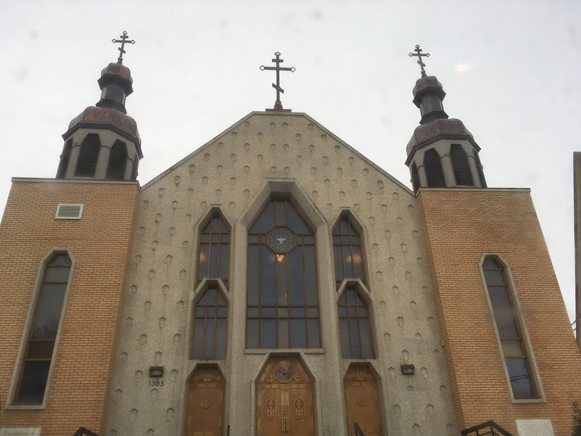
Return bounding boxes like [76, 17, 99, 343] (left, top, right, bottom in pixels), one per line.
[112, 31, 135, 64]
[409, 44, 430, 77]
[260, 52, 296, 110]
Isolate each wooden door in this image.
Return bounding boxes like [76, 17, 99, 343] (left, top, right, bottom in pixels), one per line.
[186, 367, 224, 436]
[344, 365, 383, 436]
[257, 357, 315, 436]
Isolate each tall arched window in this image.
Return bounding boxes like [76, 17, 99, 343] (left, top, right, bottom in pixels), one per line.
[246, 198, 320, 349]
[338, 288, 374, 358]
[191, 287, 227, 360]
[56, 139, 72, 179]
[75, 133, 101, 177]
[198, 212, 230, 288]
[424, 149, 446, 188]
[450, 144, 474, 186]
[14, 253, 72, 404]
[106, 140, 128, 180]
[482, 257, 537, 399]
[333, 215, 365, 289]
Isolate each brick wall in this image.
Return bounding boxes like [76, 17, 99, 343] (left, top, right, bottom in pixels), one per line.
[418, 188, 581, 435]
[0, 179, 138, 435]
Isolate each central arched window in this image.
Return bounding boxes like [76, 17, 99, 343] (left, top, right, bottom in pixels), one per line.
[246, 198, 321, 349]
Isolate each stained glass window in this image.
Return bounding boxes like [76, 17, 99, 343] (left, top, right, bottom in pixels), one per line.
[198, 213, 230, 287]
[191, 287, 227, 360]
[333, 216, 365, 288]
[247, 198, 321, 349]
[338, 288, 374, 359]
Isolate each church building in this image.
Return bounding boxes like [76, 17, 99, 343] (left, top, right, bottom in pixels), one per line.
[1, 36, 580, 436]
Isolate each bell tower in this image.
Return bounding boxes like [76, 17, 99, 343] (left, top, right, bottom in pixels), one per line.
[405, 45, 486, 193]
[56, 31, 142, 181]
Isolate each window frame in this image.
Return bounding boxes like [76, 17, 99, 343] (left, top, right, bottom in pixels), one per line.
[479, 254, 545, 403]
[195, 208, 232, 289]
[6, 249, 75, 410]
[331, 211, 368, 289]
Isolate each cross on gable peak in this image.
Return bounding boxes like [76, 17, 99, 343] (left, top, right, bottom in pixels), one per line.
[260, 51, 296, 111]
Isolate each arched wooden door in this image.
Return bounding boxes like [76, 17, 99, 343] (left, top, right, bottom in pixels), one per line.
[257, 357, 315, 436]
[186, 366, 225, 436]
[344, 365, 383, 436]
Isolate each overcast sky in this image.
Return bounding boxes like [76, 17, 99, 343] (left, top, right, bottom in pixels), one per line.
[1, 0, 580, 326]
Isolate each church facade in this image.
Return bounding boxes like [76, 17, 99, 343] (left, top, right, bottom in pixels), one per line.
[1, 44, 580, 436]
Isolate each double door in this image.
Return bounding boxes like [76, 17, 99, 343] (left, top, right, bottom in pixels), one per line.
[257, 357, 315, 436]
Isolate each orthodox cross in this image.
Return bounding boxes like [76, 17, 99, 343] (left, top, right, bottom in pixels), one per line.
[112, 31, 135, 64]
[260, 52, 296, 110]
[409, 45, 430, 77]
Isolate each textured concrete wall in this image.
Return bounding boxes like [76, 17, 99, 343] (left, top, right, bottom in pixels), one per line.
[0, 180, 139, 435]
[106, 112, 457, 436]
[418, 189, 581, 435]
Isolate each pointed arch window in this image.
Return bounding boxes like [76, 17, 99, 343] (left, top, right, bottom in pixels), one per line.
[75, 133, 101, 177]
[424, 149, 446, 188]
[106, 140, 128, 180]
[56, 139, 72, 179]
[333, 215, 365, 288]
[482, 257, 538, 399]
[191, 287, 227, 360]
[450, 144, 474, 186]
[411, 162, 420, 193]
[14, 253, 72, 404]
[198, 213, 230, 287]
[246, 198, 321, 349]
[338, 288, 374, 358]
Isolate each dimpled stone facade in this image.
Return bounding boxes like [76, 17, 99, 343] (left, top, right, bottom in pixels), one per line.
[105, 112, 457, 435]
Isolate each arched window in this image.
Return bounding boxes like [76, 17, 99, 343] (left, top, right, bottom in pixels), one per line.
[424, 149, 446, 188]
[14, 253, 72, 404]
[411, 162, 420, 193]
[474, 152, 487, 188]
[75, 133, 101, 177]
[191, 287, 227, 360]
[246, 198, 320, 349]
[56, 139, 72, 179]
[450, 144, 474, 186]
[333, 215, 365, 288]
[198, 213, 230, 288]
[482, 258, 537, 399]
[106, 140, 128, 180]
[338, 288, 374, 358]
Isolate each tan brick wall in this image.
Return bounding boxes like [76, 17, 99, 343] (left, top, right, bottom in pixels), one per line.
[0, 180, 139, 435]
[418, 189, 581, 435]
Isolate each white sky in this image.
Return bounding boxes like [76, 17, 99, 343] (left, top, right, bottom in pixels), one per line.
[1, 0, 580, 326]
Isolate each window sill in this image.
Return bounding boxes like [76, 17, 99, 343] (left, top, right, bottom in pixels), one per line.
[511, 397, 546, 404]
[4, 403, 46, 411]
[244, 348, 325, 355]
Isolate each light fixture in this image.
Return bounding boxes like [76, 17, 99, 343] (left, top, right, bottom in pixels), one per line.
[401, 364, 415, 375]
[149, 366, 164, 378]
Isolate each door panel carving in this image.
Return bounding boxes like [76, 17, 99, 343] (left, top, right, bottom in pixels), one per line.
[344, 365, 383, 436]
[186, 367, 225, 436]
[257, 357, 315, 436]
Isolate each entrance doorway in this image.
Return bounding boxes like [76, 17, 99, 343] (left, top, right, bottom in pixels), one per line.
[186, 366, 225, 436]
[344, 365, 383, 436]
[256, 356, 316, 436]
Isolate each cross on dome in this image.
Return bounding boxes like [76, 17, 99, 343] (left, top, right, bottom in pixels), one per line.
[409, 44, 430, 77]
[112, 31, 135, 64]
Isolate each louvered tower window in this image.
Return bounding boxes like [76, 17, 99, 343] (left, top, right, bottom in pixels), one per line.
[130, 159, 138, 181]
[191, 287, 227, 360]
[15, 253, 72, 404]
[424, 149, 446, 188]
[56, 139, 72, 179]
[338, 288, 374, 358]
[106, 140, 128, 180]
[474, 152, 487, 188]
[450, 144, 474, 186]
[198, 213, 230, 287]
[74, 134, 101, 177]
[482, 258, 537, 398]
[333, 215, 365, 289]
[411, 162, 420, 193]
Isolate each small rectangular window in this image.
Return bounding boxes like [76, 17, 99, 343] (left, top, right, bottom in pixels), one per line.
[55, 204, 83, 220]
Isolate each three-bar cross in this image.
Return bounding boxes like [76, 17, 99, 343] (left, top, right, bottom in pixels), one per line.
[409, 45, 430, 77]
[260, 52, 296, 110]
[112, 31, 136, 64]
